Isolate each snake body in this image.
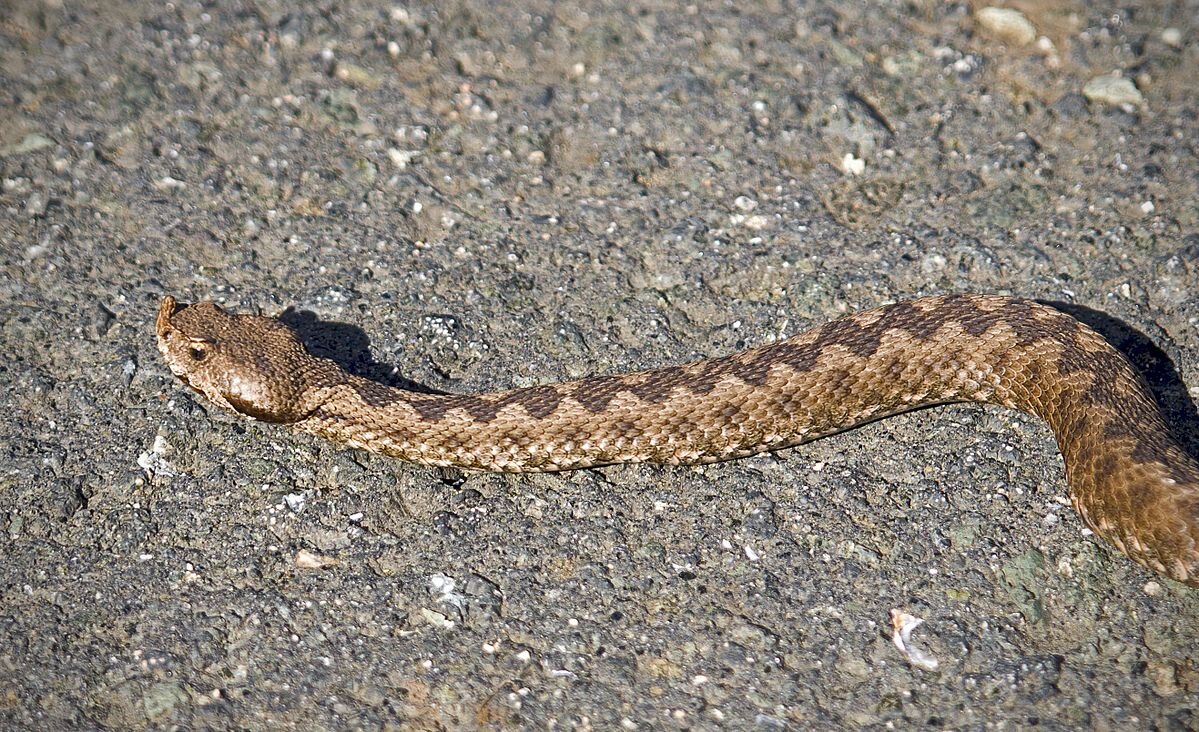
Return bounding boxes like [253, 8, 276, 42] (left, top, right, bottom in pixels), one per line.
[156, 294, 1199, 586]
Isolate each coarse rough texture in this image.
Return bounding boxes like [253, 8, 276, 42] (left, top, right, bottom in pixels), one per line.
[157, 293, 1199, 586]
[2, 0, 1199, 729]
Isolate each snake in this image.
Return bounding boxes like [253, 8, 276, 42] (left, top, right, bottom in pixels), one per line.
[155, 293, 1199, 587]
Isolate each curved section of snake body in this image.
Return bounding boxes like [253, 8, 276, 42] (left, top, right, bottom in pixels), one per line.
[156, 293, 1199, 586]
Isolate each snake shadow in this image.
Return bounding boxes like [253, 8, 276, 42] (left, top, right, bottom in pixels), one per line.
[277, 301, 1199, 460]
[277, 308, 447, 395]
[1043, 300, 1199, 458]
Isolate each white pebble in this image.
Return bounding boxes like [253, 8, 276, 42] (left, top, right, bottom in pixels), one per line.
[153, 176, 186, 192]
[975, 7, 1037, 46]
[733, 195, 757, 211]
[1082, 75, 1143, 107]
[742, 214, 772, 230]
[840, 153, 865, 176]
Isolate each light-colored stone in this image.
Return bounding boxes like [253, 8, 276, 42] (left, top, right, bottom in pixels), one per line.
[976, 7, 1037, 46]
[1083, 75, 1144, 107]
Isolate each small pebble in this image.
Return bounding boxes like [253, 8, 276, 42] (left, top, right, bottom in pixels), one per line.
[153, 176, 187, 192]
[840, 153, 865, 176]
[25, 193, 47, 216]
[419, 608, 455, 629]
[294, 549, 337, 569]
[976, 7, 1037, 46]
[1082, 75, 1144, 107]
[742, 214, 772, 230]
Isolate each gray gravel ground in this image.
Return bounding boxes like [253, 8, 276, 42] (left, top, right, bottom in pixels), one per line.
[2, 0, 1198, 728]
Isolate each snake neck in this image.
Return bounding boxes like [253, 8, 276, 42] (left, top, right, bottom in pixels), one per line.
[292, 296, 1124, 469]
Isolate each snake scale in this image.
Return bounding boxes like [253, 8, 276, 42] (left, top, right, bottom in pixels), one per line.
[156, 293, 1199, 586]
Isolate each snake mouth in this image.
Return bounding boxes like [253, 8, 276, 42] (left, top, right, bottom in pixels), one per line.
[156, 296, 200, 391]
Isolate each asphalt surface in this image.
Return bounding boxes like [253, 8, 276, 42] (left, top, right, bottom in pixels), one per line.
[1, 0, 1197, 728]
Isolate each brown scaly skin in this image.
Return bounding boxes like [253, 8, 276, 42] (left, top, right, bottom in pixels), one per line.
[156, 294, 1199, 586]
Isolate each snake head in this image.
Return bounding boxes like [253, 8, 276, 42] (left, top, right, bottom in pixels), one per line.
[156, 296, 318, 423]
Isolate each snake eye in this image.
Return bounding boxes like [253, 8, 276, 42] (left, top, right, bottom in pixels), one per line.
[189, 344, 208, 362]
